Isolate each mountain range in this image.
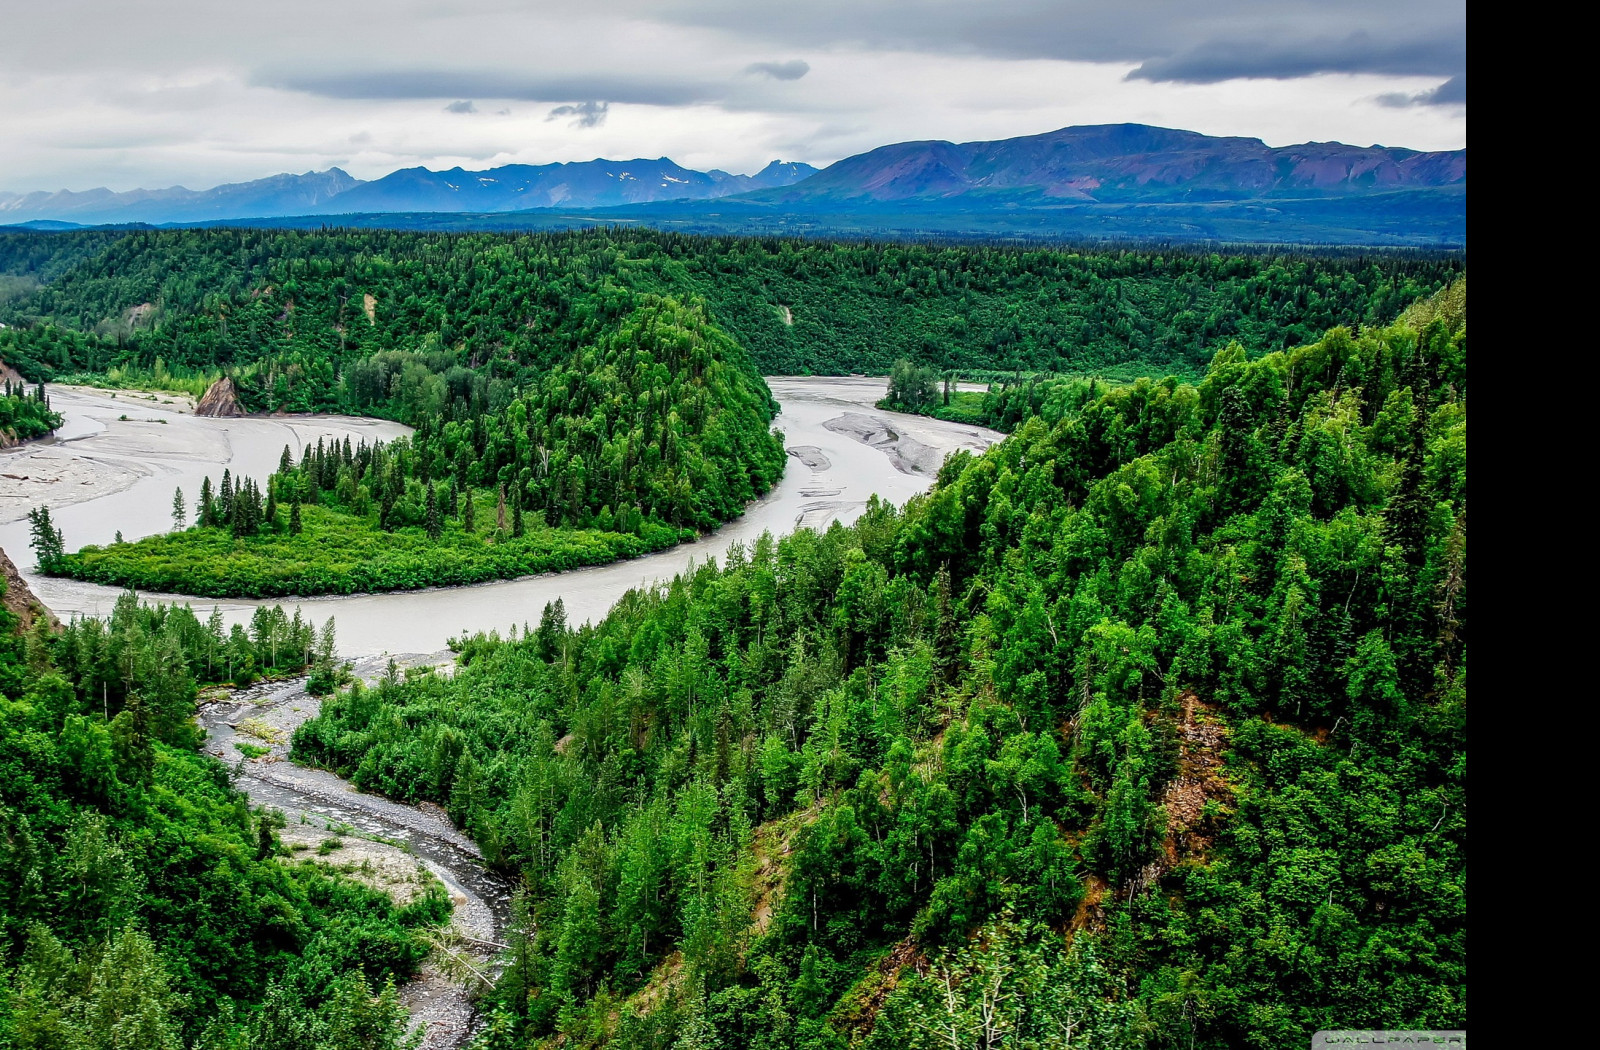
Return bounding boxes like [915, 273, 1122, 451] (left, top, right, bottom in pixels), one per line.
[0, 159, 820, 225]
[763, 123, 1463, 203]
[0, 124, 1464, 244]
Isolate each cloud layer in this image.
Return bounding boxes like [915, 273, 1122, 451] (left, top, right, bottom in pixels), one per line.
[0, 0, 1465, 193]
[746, 60, 811, 81]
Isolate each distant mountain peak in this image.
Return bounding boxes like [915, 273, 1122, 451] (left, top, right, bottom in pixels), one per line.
[0, 167, 369, 225]
[764, 123, 1463, 205]
[0, 124, 1459, 227]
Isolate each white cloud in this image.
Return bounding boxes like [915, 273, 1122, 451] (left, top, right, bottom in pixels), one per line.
[0, 1, 1466, 193]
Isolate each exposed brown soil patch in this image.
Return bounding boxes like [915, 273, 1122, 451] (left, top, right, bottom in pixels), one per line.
[747, 804, 822, 937]
[1070, 874, 1109, 936]
[1128, 692, 1235, 899]
[830, 936, 927, 1043]
[749, 822, 790, 935]
[625, 951, 685, 1018]
[1163, 692, 1233, 854]
[0, 545, 60, 631]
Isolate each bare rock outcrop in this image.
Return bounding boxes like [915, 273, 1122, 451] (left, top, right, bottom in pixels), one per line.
[195, 376, 246, 417]
[1, 545, 61, 632]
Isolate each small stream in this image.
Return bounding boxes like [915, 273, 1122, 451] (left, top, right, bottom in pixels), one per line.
[198, 663, 512, 1048]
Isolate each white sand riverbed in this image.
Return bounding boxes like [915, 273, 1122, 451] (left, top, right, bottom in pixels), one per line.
[0, 376, 1000, 655]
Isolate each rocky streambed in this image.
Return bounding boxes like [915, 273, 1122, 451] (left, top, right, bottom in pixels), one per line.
[199, 658, 511, 1049]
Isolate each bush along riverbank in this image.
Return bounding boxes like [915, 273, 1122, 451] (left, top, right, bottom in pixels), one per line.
[51, 494, 695, 599]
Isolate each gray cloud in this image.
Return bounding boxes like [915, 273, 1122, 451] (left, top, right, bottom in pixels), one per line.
[546, 101, 610, 128]
[1127, 31, 1463, 84]
[1377, 74, 1466, 109]
[264, 70, 717, 108]
[0, 0, 1467, 193]
[444, 99, 476, 113]
[745, 59, 810, 80]
[643, 1, 1465, 87]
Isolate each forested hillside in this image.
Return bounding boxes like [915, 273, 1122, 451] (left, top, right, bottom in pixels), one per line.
[288, 284, 1468, 1048]
[1, 229, 1459, 388]
[0, 582, 441, 1048]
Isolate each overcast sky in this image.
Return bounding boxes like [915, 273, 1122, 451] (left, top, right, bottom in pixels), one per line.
[1, 0, 1466, 193]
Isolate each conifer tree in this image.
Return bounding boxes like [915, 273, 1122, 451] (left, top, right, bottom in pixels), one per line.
[26, 506, 65, 571]
[933, 564, 959, 685]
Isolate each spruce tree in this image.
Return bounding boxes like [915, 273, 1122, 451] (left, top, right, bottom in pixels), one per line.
[933, 564, 959, 685]
[426, 483, 441, 540]
[27, 506, 65, 571]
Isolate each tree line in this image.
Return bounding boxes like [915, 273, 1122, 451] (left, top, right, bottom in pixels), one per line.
[0, 380, 60, 443]
[0, 228, 1460, 398]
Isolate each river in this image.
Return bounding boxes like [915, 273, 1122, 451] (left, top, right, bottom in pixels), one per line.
[0, 376, 1001, 1046]
[2, 378, 999, 654]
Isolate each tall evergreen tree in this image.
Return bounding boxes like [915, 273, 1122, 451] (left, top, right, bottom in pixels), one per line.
[425, 483, 441, 540]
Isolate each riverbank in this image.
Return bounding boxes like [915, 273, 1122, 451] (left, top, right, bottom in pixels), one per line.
[1, 377, 1001, 655]
[200, 658, 508, 1049]
[55, 508, 691, 598]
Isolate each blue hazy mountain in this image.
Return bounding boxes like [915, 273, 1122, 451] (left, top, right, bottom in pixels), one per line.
[0, 159, 820, 224]
[0, 169, 363, 225]
[0, 124, 1462, 244]
[754, 124, 1464, 204]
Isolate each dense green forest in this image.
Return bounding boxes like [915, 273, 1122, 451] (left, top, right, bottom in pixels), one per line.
[886, 280, 1473, 437]
[1, 229, 1459, 393]
[0, 381, 61, 444]
[286, 283, 1467, 1048]
[0, 582, 443, 1048]
[5, 228, 1456, 598]
[50, 295, 785, 597]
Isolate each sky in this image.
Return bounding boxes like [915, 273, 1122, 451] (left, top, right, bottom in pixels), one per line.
[0, 0, 1466, 193]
